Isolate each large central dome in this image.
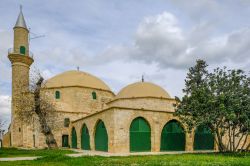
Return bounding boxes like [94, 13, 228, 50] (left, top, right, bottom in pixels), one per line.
[45, 70, 111, 91]
[116, 82, 170, 99]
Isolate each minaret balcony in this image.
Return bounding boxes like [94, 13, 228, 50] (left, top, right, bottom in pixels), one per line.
[8, 48, 34, 58]
[8, 48, 34, 66]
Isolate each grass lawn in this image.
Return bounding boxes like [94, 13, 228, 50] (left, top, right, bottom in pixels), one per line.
[0, 148, 250, 166]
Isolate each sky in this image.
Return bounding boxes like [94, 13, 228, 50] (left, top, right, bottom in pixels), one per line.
[0, 0, 250, 129]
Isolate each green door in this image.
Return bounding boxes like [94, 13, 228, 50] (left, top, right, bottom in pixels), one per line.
[62, 135, 69, 147]
[161, 120, 185, 151]
[81, 124, 90, 150]
[130, 117, 151, 152]
[71, 127, 77, 149]
[194, 125, 214, 150]
[95, 120, 108, 151]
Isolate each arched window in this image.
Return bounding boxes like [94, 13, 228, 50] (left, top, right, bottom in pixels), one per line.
[55, 91, 60, 99]
[81, 124, 90, 150]
[194, 125, 214, 150]
[71, 127, 77, 149]
[20, 46, 26, 54]
[92, 91, 97, 100]
[130, 117, 151, 152]
[95, 120, 108, 151]
[161, 120, 186, 151]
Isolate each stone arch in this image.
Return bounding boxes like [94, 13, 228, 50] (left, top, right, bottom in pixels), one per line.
[160, 119, 186, 151]
[94, 119, 108, 151]
[193, 125, 214, 150]
[130, 116, 151, 152]
[159, 118, 187, 134]
[81, 123, 91, 150]
[71, 127, 77, 149]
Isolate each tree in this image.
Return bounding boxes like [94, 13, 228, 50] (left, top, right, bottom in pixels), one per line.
[16, 69, 58, 148]
[175, 59, 250, 152]
[0, 118, 4, 133]
[0, 118, 5, 147]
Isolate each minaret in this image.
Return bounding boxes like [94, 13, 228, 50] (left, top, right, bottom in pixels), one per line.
[8, 6, 33, 147]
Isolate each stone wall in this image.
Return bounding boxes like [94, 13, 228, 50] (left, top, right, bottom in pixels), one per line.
[70, 108, 115, 152]
[112, 108, 193, 153]
[9, 85, 114, 148]
[21, 111, 87, 148]
[2, 131, 11, 147]
[42, 87, 114, 114]
[107, 97, 176, 112]
[71, 107, 195, 153]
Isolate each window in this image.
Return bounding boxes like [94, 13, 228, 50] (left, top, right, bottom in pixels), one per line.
[20, 46, 26, 54]
[55, 91, 60, 99]
[64, 118, 70, 127]
[92, 91, 97, 100]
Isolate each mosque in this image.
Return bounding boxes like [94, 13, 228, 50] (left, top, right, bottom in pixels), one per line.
[2, 8, 216, 153]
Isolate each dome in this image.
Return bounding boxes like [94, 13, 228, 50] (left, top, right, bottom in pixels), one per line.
[116, 82, 170, 99]
[45, 70, 111, 91]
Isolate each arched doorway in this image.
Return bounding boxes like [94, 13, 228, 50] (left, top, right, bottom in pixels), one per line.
[194, 125, 214, 150]
[130, 117, 151, 152]
[95, 120, 108, 151]
[71, 127, 77, 149]
[161, 120, 185, 151]
[81, 124, 90, 150]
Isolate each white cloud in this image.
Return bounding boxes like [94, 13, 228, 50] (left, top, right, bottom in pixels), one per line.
[95, 12, 250, 70]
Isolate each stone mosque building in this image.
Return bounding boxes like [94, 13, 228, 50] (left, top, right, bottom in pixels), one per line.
[2, 9, 217, 153]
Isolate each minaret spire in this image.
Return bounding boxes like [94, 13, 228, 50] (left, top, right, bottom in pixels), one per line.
[14, 5, 28, 29]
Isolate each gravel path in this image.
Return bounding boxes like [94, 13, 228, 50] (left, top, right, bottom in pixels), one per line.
[67, 150, 215, 157]
[0, 156, 41, 161]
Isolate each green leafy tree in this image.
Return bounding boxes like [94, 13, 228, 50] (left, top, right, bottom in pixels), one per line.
[175, 60, 250, 152]
[0, 118, 4, 133]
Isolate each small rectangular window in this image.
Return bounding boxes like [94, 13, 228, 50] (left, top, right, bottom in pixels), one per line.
[20, 46, 26, 55]
[55, 91, 60, 99]
[92, 91, 97, 100]
[64, 118, 70, 127]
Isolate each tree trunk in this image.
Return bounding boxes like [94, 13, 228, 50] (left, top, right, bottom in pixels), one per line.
[215, 128, 226, 152]
[228, 125, 232, 151]
[245, 143, 250, 151]
[34, 77, 58, 149]
[240, 134, 249, 152]
[235, 133, 246, 151]
[232, 127, 236, 152]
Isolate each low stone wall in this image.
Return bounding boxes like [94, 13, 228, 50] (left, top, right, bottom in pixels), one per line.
[2, 132, 11, 147]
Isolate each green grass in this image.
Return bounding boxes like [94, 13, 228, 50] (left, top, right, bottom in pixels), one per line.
[0, 148, 250, 166]
[0, 148, 73, 158]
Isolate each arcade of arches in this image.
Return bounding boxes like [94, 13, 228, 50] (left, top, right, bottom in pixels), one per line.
[70, 109, 215, 153]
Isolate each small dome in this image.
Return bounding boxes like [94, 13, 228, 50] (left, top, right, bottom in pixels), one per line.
[116, 82, 170, 99]
[45, 70, 111, 91]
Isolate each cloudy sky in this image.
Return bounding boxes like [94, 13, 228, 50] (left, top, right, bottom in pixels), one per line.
[0, 0, 250, 129]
